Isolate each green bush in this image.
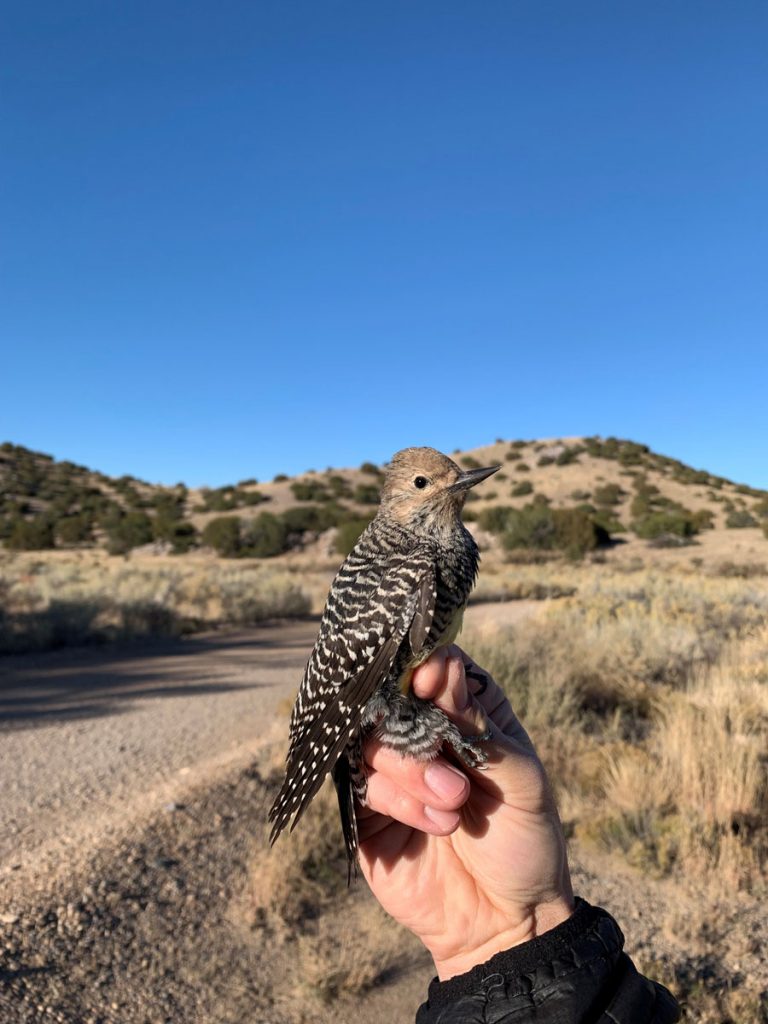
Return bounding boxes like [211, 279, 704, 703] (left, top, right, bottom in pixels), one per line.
[104, 511, 154, 555]
[504, 451, 521, 462]
[280, 504, 344, 534]
[633, 511, 697, 540]
[725, 510, 758, 529]
[153, 515, 198, 553]
[359, 462, 381, 476]
[291, 480, 329, 502]
[501, 504, 608, 559]
[537, 455, 555, 467]
[335, 518, 373, 555]
[273, 473, 289, 482]
[353, 483, 380, 505]
[241, 512, 289, 557]
[594, 483, 624, 506]
[477, 506, 517, 534]
[327, 475, 352, 498]
[515, 463, 530, 472]
[555, 446, 584, 466]
[202, 516, 242, 557]
[55, 514, 93, 546]
[511, 481, 533, 497]
[239, 490, 269, 506]
[692, 509, 715, 531]
[7, 517, 55, 551]
[460, 455, 481, 469]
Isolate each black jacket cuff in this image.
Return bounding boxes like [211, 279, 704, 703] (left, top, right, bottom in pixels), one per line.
[415, 897, 680, 1023]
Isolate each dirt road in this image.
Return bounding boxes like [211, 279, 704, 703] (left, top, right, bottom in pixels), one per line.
[0, 620, 318, 884]
[0, 603, 538, 888]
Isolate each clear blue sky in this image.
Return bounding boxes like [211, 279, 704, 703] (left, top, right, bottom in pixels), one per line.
[2, 2, 767, 488]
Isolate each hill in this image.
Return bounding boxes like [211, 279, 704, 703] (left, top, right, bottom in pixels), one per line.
[2, 437, 768, 562]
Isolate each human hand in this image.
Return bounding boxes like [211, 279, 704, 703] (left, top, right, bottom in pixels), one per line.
[357, 645, 574, 980]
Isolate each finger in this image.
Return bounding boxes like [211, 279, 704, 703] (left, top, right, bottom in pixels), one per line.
[364, 739, 470, 810]
[363, 767, 461, 835]
[412, 646, 489, 737]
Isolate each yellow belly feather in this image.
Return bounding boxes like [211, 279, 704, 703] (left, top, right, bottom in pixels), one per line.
[399, 606, 465, 694]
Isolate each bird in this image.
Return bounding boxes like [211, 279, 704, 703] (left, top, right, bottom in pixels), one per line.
[268, 446, 500, 868]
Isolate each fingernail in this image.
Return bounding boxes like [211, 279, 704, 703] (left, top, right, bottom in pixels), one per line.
[424, 806, 460, 830]
[425, 762, 467, 801]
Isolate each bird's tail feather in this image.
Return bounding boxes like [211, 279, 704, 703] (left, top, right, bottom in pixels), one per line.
[332, 753, 359, 884]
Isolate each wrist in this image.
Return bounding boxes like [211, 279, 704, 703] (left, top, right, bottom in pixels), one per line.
[433, 895, 576, 981]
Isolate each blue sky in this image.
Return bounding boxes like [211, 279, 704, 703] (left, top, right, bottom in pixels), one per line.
[2, 2, 767, 488]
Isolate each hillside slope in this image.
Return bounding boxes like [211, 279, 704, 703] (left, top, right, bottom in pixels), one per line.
[2, 437, 767, 561]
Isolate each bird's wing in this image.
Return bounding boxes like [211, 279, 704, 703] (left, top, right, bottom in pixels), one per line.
[268, 546, 436, 843]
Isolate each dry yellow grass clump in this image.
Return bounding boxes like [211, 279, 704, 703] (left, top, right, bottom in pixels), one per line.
[246, 775, 418, 1008]
[0, 551, 311, 653]
[466, 566, 768, 894]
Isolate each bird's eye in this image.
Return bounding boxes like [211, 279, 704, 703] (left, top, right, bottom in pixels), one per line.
[413, 476, 428, 489]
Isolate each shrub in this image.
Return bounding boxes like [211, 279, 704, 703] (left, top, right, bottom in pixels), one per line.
[239, 490, 269, 506]
[359, 462, 381, 476]
[594, 483, 624, 506]
[505, 451, 521, 462]
[7, 517, 55, 551]
[154, 516, 198, 553]
[537, 455, 555, 467]
[281, 504, 343, 534]
[55, 514, 93, 546]
[202, 516, 242, 557]
[273, 473, 289, 482]
[500, 504, 609, 558]
[327, 475, 352, 498]
[692, 509, 715, 531]
[291, 480, 329, 502]
[726, 510, 758, 529]
[633, 511, 697, 540]
[242, 512, 289, 557]
[335, 518, 373, 555]
[353, 483, 380, 505]
[511, 481, 533, 497]
[555, 446, 584, 466]
[103, 511, 154, 554]
[460, 455, 481, 469]
[477, 506, 517, 534]
[515, 463, 530, 472]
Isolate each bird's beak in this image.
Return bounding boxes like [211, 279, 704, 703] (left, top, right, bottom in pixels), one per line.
[450, 465, 501, 492]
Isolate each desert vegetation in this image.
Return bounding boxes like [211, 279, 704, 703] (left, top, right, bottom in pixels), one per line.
[466, 565, 768, 1021]
[0, 553, 310, 653]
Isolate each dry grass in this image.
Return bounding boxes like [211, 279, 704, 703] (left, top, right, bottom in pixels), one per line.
[465, 565, 768, 896]
[246, 770, 413, 1008]
[0, 551, 311, 653]
[464, 563, 768, 1018]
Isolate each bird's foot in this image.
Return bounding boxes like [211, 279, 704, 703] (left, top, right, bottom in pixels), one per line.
[446, 724, 492, 771]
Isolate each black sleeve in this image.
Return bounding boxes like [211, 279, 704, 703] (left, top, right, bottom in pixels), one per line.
[415, 898, 680, 1024]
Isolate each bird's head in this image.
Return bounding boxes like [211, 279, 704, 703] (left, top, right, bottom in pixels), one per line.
[379, 447, 500, 534]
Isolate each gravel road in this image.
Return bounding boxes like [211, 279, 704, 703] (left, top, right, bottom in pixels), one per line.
[0, 620, 318, 888]
[1, 604, 766, 1022]
[0, 602, 538, 890]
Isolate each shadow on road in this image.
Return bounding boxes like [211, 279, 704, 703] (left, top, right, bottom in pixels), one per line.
[0, 621, 317, 732]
